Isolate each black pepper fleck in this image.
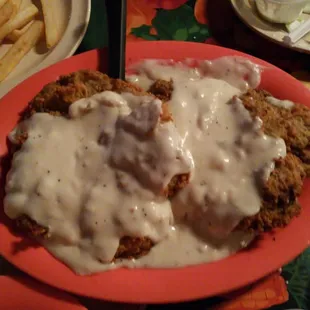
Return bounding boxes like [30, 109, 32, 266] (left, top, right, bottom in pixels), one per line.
[58, 179, 61, 182]
[47, 170, 50, 174]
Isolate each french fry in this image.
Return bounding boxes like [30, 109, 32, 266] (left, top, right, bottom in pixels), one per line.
[6, 0, 22, 25]
[0, 4, 38, 42]
[0, 20, 43, 82]
[6, 19, 33, 41]
[0, 0, 7, 9]
[10, 0, 22, 17]
[0, 0, 14, 27]
[40, 0, 61, 48]
[11, 0, 21, 8]
[6, 0, 31, 42]
[18, 0, 28, 11]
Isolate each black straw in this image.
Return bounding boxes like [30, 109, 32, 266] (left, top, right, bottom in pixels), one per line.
[106, 0, 127, 80]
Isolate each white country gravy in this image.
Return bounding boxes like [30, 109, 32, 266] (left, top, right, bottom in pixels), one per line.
[4, 57, 286, 275]
[266, 96, 295, 109]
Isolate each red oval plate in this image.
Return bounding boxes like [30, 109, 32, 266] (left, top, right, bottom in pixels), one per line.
[0, 276, 86, 310]
[0, 42, 309, 304]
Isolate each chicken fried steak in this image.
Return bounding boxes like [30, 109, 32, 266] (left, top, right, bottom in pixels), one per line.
[10, 70, 189, 261]
[7, 69, 309, 263]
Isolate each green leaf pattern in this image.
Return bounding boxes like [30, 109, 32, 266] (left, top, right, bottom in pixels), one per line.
[282, 247, 310, 309]
[131, 3, 210, 43]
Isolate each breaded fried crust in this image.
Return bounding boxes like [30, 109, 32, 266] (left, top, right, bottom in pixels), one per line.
[16, 215, 50, 239]
[114, 236, 154, 260]
[240, 89, 310, 175]
[25, 70, 173, 123]
[149, 79, 173, 102]
[25, 70, 146, 117]
[237, 154, 305, 232]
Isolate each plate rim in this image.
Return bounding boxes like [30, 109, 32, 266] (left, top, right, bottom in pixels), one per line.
[0, 41, 309, 304]
[0, 275, 87, 310]
[0, 0, 91, 98]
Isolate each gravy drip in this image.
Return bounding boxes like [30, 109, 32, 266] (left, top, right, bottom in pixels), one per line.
[266, 96, 295, 109]
[5, 57, 286, 274]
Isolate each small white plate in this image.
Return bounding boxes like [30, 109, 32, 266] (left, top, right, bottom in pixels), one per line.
[0, 0, 91, 98]
[231, 0, 310, 54]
